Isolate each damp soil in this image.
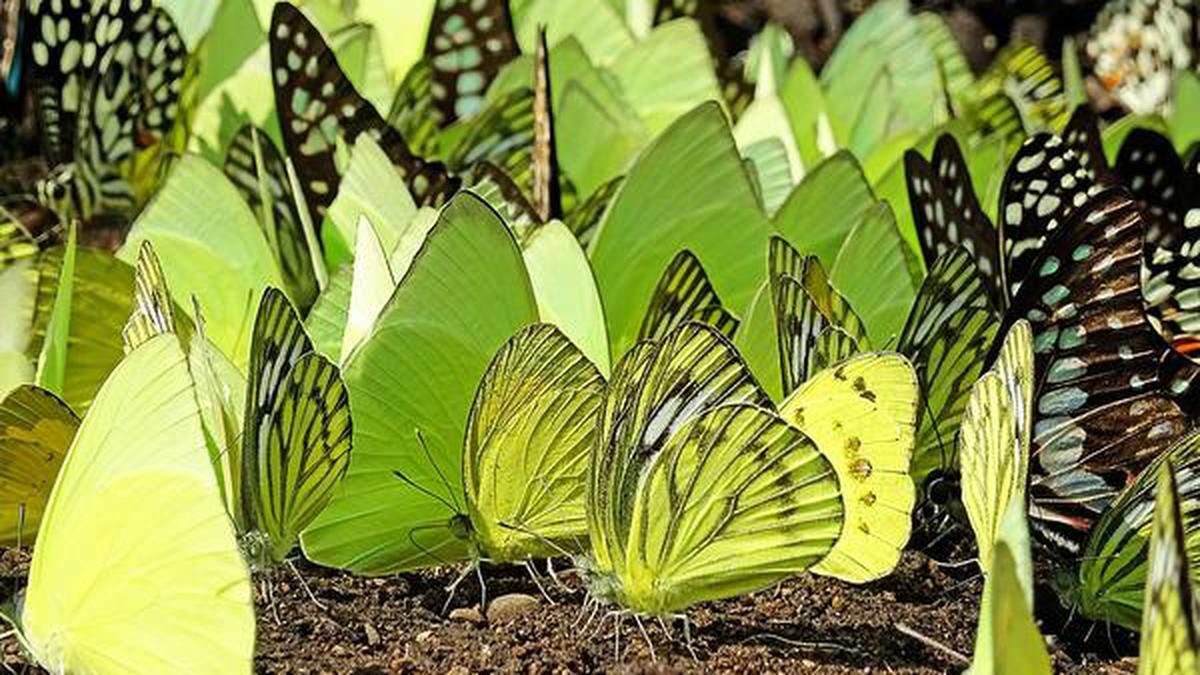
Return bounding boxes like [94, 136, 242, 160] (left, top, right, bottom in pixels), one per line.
[0, 548, 1136, 674]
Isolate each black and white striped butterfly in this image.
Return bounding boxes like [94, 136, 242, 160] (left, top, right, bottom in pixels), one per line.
[25, 0, 185, 222]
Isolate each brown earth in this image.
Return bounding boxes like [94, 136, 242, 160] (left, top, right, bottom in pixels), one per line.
[0, 548, 1136, 674]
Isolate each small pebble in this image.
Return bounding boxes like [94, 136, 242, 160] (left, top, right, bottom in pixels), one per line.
[364, 622, 380, 646]
[415, 630, 434, 644]
[486, 593, 540, 623]
[449, 606, 484, 624]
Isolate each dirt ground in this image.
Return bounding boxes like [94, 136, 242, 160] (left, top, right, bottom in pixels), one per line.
[0, 547, 1136, 674]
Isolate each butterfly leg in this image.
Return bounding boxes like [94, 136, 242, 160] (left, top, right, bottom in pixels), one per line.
[678, 614, 699, 662]
[523, 560, 556, 605]
[441, 563, 475, 614]
[286, 558, 326, 611]
[633, 614, 656, 661]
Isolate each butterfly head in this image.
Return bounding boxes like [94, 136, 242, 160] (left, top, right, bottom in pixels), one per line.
[35, 164, 76, 221]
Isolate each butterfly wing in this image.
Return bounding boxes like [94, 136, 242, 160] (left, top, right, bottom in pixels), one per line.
[622, 404, 842, 614]
[897, 247, 998, 489]
[0, 384, 78, 547]
[241, 287, 349, 564]
[960, 322, 1033, 574]
[223, 125, 318, 311]
[121, 241, 176, 353]
[1138, 460, 1200, 674]
[589, 322, 770, 579]
[904, 135, 1004, 309]
[270, 3, 458, 213]
[997, 188, 1190, 555]
[1062, 106, 1108, 180]
[778, 352, 919, 582]
[21, 335, 254, 674]
[638, 249, 739, 344]
[1078, 434, 1200, 630]
[423, 0, 518, 125]
[464, 323, 603, 561]
[998, 133, 1103, 297]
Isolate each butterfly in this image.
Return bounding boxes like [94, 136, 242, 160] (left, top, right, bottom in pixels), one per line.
[992, 187, 1191, 556]
[586, 320, 843, 613]
[637, 249, 738, 343]
[302, 193, 574, 575]
[25, 0, 186, 222]
[1110, 127, 1200, 342]
[652, 0, 754, 120]
[1137, 458, 1200, 673]
[775, 351, 919, 583]
[1069, 432, 1200, 631]
[959, 321, 1033, 574]
[223, 125, 319, 312]
[461, 323, 604, 562]
[0, 383, 77, 547]
[270, 3, 459, 214]
[968, 43, 1069, 132]
[424, 0, 519, 126]
[234, 287, 352, 567]
[7, 334, 255, 674]
[0, 0, 20, 96]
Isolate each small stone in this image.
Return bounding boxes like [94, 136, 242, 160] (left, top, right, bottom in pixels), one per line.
[331, 645, 348, 657]
[449, 606, 484, 624]
[364, 622, 380, 646]
[415, 629, 434, 643]
[486, 593, 540, 623]
[830, 595, 845, 611]
[447, 667, 470, 675]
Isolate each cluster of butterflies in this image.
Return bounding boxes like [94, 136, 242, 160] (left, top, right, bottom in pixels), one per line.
[1, 0, 1200, 673]
[904, 102, 1200, 629]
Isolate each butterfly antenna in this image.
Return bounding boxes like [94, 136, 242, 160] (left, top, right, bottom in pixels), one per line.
[414, 428, 463, 513]
[392, 470, 460, 516]
[405, 524, 452, 567]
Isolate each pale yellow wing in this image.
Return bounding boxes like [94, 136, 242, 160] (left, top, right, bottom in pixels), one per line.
[779, 352, 918, 582]
[21, 335, 254, 675]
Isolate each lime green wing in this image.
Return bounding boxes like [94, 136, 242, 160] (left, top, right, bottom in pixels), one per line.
[188, 299, 246, 524]
[121, 241, 177, 353]
[242, 287, 351, 565]
[638, 249, 739, 343]
[302, 193, 540, 575]
[0, 385, 78, 546]
[618, 404, 842, 614]
[774, 273, 834, 395]
[810, 326, 861, 374]
[21, 335, 253, 674]
[960, 321, 1032, 574]
[798, 254, 868, 347]
[972, 541, 1053, 675]
[464, 323, 603, 561]
[778, 352, 918, 582]
[895, 247, 999, 489]
[1139, 462, 1200, 675]
[589, 322, 770, 579]
[1078, 433, 1200, 630]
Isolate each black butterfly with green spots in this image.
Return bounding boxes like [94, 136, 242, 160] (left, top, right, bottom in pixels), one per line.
[270, 3, 459, 214]
[24, 0, 185, 222]
[425, 0, 519, 126]
[989, 187, 1191, 556]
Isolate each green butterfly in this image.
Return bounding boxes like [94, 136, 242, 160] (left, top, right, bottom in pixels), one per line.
[1065, 433, 1200, 630]
[1138, 460, 1200, 674]
[585, 320, 843, 614]
[231, 288, 352, 567]
[959, 320, 1033, 574]
[303, 192, 603, 576]
[637, 249, 739, 343]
